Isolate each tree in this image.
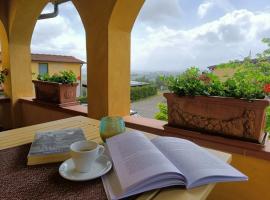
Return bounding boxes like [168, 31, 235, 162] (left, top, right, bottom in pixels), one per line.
[154, 76, 167, 90]
[134, 76, 152, 83]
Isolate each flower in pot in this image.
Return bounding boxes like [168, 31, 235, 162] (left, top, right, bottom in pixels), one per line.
[0, 68, 9, 92]
[33, 70, 79, 107]
[162, 67, 270, 144]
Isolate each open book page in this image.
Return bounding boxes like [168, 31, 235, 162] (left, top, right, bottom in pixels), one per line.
[106, 132, 184, 192]
[102, 169, 185, 200]
[152, 136, 248, 188]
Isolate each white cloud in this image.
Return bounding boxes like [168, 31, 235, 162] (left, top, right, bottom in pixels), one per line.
[197, 0, 234, 19]
[131, 9, 270, 71]
[215, 0, 235, 12]
[135, 0, 183, 29]
[198, 1, 214, 18]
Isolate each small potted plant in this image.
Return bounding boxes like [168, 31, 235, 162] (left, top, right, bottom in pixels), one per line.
[162, 67, 270, 144]
[0, 68, 8, 93]
[32, 70, 79, 107]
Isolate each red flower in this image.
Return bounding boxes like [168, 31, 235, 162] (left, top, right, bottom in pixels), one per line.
[263, 84, 270, 93]
[77, 76, 81, 81]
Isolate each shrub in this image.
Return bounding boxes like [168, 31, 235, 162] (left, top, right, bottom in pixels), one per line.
[154, 103, 168, 121]
[130, 85, 157, 102]
[37, 70, 77, 84]
[77, 96, 88, 104]
[266, 107, 270, 133]
[160, 65, 270, 134]
[162, 66, 270, 100]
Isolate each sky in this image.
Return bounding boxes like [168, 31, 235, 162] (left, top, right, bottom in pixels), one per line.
[30, 0, 270, 72]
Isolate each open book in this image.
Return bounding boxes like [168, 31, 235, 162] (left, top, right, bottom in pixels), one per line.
[102, 132, 247, 200]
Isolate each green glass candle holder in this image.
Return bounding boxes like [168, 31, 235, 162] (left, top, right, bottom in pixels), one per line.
[99, 116, 126, 142]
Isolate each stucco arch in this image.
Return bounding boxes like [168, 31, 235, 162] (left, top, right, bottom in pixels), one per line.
[8, 0, 50, 87]
[108, 0, 145, 116]
[0, 19, 11, 96]
[7, 0, 50, 126]
[6, 0, 145, 123]
[72, 0, 145, 118]
[9, 0, 88, 95]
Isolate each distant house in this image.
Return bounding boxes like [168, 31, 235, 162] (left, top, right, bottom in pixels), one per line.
[208, 57, 270, 81]
[130, 81, 149, 87]
[0, 53, 85, 96]
[208, 64, 237, 81]
[208, 60, 244, 81]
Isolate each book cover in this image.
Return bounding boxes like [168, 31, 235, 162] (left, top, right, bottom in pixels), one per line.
[27, 128, 86, 165]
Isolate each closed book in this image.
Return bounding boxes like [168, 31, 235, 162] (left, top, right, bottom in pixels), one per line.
[27, 128, 86, 165]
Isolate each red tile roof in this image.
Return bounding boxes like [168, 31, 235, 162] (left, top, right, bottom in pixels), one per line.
[0, 53, 85, 64]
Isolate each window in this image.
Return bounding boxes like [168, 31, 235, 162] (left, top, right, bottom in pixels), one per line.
[39, 63, 48, 75]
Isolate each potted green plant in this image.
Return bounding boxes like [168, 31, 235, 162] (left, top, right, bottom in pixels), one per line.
[162, 67, 270, 144]
[0, 68, 8, 93]
[32, 70, 79, 107]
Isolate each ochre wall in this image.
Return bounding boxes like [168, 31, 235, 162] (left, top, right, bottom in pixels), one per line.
[31, 62, 81, 79]
[0, 100, 12, 130]
[2, 0, 49, 127]
[1, 60, 81, 80]
[208, 153, 270, 200]
[72, 0, 145, 119]
[107, 0, 145, 117]
[20, 101, 76, 126]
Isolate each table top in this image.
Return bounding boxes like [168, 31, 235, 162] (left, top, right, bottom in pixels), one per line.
[0, 116, 231, 200]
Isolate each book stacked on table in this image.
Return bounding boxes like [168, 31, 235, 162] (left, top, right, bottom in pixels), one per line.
[27, 128, 86, 165]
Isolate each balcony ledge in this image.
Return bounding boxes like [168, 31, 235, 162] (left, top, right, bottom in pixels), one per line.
[19, 97, 270, 161]
[19, 97, 88, 117]
[0, 95, 11, 103]
[124, 116, 270, 161]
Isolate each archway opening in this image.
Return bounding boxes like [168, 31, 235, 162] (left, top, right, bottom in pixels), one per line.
[31, 1, 87, 103]
[131, 0, 270, 119]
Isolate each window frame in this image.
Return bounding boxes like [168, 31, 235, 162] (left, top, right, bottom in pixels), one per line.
[38, 63, 49, 75]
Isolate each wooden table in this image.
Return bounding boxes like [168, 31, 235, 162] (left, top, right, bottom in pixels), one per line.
[0, 116, 231, 200]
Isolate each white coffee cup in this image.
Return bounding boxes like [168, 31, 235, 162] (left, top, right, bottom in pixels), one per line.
[70, 140, 105, 173]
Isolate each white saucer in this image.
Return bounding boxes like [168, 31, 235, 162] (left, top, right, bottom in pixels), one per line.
[59, 155, 112, 181]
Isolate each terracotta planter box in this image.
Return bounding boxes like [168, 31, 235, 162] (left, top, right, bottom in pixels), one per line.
[32, 80, 79, 107]
[164, 93, 270, 144]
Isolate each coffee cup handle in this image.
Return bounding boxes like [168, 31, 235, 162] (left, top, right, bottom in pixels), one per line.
[98, 145, 105, 156]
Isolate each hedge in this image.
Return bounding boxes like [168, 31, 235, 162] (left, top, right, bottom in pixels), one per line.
[266, 107, 270, 133]
[131, 85, 157, 102]
[77, 96, 88, 104]
[77, 85, 157, 103]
